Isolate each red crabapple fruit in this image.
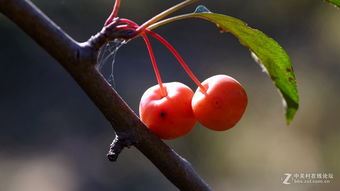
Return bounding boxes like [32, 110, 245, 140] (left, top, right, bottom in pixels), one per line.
[139, 82, 196, 139]
[192, 75, 247, 131]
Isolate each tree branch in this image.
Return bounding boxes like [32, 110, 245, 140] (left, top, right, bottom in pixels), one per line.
[0, 0, 211, 190]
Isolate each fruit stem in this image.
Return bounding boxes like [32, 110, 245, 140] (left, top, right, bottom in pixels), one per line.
[114, 18, 205, 94]
[147, 14, 194, 31]
[104, 0, 122, 26]
[136, 0, 198, 33]
[146, 30, 207, 93]
[142, 33, 167, 97]
[119, 18, 139, 27]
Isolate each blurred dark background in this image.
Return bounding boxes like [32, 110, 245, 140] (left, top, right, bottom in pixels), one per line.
[1, 0, 339, 190]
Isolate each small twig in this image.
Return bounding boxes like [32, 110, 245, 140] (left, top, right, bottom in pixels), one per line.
[107, 132, 136, 161]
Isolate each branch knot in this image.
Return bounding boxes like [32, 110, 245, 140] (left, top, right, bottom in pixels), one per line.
[88, 18, 137, 51]
[107, 132, 136, 161]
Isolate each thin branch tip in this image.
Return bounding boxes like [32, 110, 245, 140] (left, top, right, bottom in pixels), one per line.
[107, 133, 136, 162]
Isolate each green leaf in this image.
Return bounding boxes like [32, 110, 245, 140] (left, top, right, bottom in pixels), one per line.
[193, 12, 299, 123]
[150, 10, 299, 123]
[193, 13, 299, 123]
[326, 0, 340, 8]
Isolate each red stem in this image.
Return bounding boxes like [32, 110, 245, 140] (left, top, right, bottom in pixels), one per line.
[115, 18, 205, 94]
[119, 18, 139, 27]
[146, 30, 206, 92]
[141, 33, 167, 97]
[104, 0, 121, 26]
[117, 19, 168, 97]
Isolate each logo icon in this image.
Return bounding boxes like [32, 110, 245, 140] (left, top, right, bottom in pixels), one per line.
[282, 173, 292, 184]
[281, 172, 333, 184]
